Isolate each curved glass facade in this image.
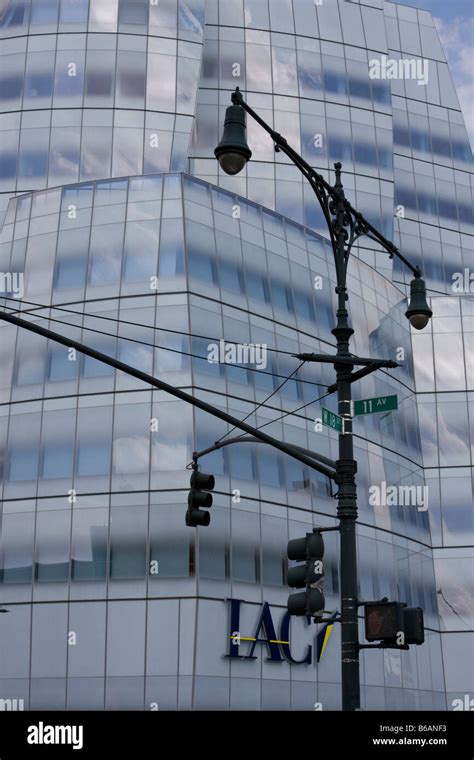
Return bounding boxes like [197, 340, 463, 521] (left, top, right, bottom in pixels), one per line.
[0, 0, 471, 711]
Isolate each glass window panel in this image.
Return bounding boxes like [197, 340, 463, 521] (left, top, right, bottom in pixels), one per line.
[89, 0, 118, 31]
[0, 53, 24, 109]
[110, 506, 147, 579]
[435, 556, 474, 631]
[0, 130, 19, 190]
[149, 504, 192, 578]
[123, 219, 159, 282]
[118, 0, 148, 27]
[14, 330, 46, 386]
[82, 327, 116, 378]
[7, 413, 41, 481]
[112, 397, 151, 476]
[0, 0, 30, 29]
[155, 332, 189, 374]
[49, 126, 80, 186]
[41, 409, 75, 479]
[186, 221, 217, 283]
[88, 223, 124, 285]
[246, 42, 271, 92]
[178, 0, 205, 40]
[151, 401, 192, 473]
[106, 601, 146, 676]
[244, 0, 269, 28]
[258, 448, 284, 487]
[54, 50, 85, 106]
[323, 56, 347, 97]
[18, 128, 49, 188]
[176, 56, 201, 114]
[116, 50, 146, 109]
[0, 512, 34, 585]
[60, 0, 88, 23]
[158, 217, 185, 278]
[229, 443, 256, 482]
[147, 54, 176, 112]
[71, 507, 108, 581]
[54, 227, 88, 290]
[35, 510, 70, 582]
[30, 0, 59, 26]
[441, 477, 473, 546]
[232, 510, 259, 583]
[269, 0, 293, 32]
[67, 602, 106, 677]
[112, 128, 143, 177]
[297, 50, 323, 98]
[80, 127, 113, 180]
[272, 46, 297, 96]
[149, 0, 177, 36]
[84, 50, 115, 108]
[31, 603, 67, 678]
[434, 333, 465, 391]
[24, 51, 54, 108]
[76, 406, 113, 476]
[261, 515, 286, 586]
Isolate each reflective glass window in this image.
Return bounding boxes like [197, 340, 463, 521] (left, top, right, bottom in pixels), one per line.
[84, 50, 115, 107]
[116, 50, 146, 109]
[24, 52, 54, 107]
[76, 406, 113, 476]
[0, 512, 34, 584]
[35, 510, 70, 582]
[158, 218, 185, 277]
[54, 228, 88, 290]
[30, 0, 59, 25]
[110, 506, 147, 579]
[8, 413, 41, 481]
[80, 127, 113, 180]
[88, 223, 124, 285]
[118, 0, 148, 26]
[71, 508, 108, 581]
[272, 46, 298, 96]
[60, 0, 88, 23]
[149, 504, 192, 578]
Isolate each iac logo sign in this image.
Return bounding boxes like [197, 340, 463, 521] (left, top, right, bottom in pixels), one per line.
[226, 598, 336, 664]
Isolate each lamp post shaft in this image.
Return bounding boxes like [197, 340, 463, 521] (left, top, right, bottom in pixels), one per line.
[332, 163, 360, 712]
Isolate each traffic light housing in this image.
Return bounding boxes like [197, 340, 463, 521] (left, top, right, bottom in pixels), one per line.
[186, 468, 215, 527]
[404, 607, 424, 645]
[286, 529, 325, 619]
[364, 601, 424, 646]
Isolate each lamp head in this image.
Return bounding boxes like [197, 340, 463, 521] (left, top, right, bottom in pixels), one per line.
[214, 104, 252, 175]
[405, 276, 432, 329]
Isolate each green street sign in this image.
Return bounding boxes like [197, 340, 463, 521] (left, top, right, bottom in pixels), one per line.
[322, 407, 344, 433]
[353, 395, 398, 417]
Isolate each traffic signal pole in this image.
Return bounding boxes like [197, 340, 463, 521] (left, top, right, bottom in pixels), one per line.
[331, 165, 360, 712]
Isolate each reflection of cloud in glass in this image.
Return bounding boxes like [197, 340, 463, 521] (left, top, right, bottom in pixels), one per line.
[435, 558, 473, 631]
[437, 405, 470, 465]
[113, 437, 149, 474]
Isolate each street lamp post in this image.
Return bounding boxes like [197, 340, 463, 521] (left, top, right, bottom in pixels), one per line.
[215, 88, 432, 711]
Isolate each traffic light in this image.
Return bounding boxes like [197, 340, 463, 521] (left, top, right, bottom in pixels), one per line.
[404, 607, 424, 645]
[364, 601, 404, 642]
[185, 468, 215, 527]
[364, 601, 424, 646]
[286, 528, 325, 619]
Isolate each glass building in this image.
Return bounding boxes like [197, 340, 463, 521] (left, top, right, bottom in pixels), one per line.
[0, 0, 471, 711]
